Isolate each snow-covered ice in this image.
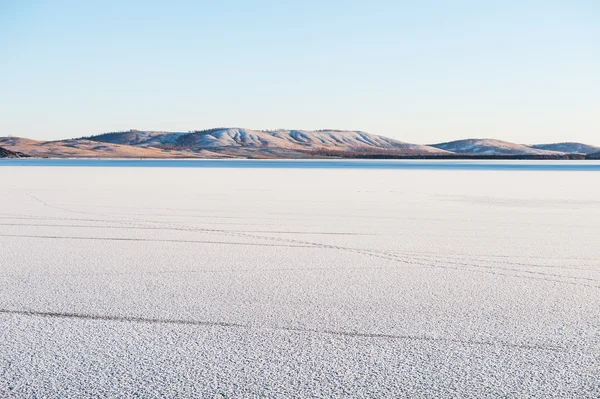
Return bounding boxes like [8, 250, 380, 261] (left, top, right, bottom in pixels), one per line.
[0, 165, 599, 398]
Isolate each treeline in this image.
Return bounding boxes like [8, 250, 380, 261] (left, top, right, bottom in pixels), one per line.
[190, 128, 227, 134]
[303, 148, 589, 160]
[77, 128, 229, 141]
[0, 146, 30, 158]
[75, 130, 138, 141]
[587, 152, 600, 160]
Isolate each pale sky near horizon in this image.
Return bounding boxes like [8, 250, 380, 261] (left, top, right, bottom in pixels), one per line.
[1, 1, 599, 144]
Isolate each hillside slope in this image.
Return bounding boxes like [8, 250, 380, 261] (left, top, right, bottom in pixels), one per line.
[3, 130, 599, 159]
[530, 142, 600, 154]
[0, 146, 29, 158]
[431, 139, 563, 156]
[587, 152, 600, 160]
[88, 128, 452, 156]
[0, 137, 222, 158]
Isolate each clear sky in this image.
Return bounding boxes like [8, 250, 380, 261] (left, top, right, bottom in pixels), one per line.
[1, 0, 598, 144]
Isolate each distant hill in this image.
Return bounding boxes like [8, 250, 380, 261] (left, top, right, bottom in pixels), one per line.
[87, 128, 452, 157]
[2, 130, 599, 159]
[0, 137, 221, 159]
[530, 142, 600, 154]
[431, 139, 563, 156]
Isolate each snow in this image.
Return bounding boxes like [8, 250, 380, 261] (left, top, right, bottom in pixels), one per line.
[432, 139, 565, 155]
[531, 142, 600, 154]
[1, 165, 599, 397]
[85, 129, 451, 154]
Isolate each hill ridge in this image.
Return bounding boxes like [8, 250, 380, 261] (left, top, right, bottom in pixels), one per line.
[2, 129, 598, 159]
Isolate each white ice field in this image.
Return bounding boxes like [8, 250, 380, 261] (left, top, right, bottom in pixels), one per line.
[1, 165, 599, 398]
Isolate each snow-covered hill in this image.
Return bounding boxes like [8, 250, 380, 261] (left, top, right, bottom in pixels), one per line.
[530, 142, 600, 154]
[3, 131, 599, 158]
[431, 139, 564, 156]
[89, 128, 452, 156]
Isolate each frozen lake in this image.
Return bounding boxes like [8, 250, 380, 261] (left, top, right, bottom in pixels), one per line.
[1, 163, 599, 397]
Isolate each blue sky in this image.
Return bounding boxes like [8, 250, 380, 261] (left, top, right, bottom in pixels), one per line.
[1, 0, 598, 144]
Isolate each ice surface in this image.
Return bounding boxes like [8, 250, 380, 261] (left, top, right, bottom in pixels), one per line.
[0, 166, 599, 398]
